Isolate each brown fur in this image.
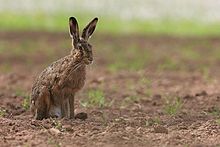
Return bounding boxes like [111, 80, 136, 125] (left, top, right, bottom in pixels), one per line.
[30, 17, 98, 120]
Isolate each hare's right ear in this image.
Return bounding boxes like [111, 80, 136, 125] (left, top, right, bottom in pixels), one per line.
[69, 17, 79, 46]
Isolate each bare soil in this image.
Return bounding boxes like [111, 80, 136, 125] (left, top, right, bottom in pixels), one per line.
[0, 32, 220, 147]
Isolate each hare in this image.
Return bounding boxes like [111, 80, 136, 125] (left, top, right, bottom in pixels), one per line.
[30, 17, 98, 120]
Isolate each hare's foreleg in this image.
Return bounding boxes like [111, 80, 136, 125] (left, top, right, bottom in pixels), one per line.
[61, 99, 70, 118]
[69, 94, 75, 119]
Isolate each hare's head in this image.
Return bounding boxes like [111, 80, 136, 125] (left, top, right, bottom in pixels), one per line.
[69, 17, 98, 65]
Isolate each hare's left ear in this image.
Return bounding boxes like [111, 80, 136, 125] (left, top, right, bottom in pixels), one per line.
[82, 17, 98, 41]
[69, 17, 80, 46]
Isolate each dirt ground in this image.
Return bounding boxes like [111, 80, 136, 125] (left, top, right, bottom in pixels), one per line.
[0, 32, 220, 147]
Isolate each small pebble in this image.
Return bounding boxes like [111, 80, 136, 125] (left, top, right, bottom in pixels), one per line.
[49, 128, 61, 136]
[63, 124, 72, 131]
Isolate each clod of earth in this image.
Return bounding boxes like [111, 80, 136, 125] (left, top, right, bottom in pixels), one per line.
[74, 112, 88, 120]
[153, 125, 168, 134]
[195, 90, 208, 97]
[49, 128, 61, 136]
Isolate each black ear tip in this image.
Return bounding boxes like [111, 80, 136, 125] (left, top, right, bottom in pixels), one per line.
[94, 17, 98, 21]
[69, 17, 77, 22]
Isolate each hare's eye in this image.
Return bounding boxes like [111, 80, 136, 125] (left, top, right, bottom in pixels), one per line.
[31, 100, 35, 104]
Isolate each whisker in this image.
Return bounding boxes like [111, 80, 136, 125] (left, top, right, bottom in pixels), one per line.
[66, 62, 83, 78]
[73, 63, 82, 71]
[72, 62, 82, 71]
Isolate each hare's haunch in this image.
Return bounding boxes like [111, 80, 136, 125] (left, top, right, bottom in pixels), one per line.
[30, 17, 98, 120]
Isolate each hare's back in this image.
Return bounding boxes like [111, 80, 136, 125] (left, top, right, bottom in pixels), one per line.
[32, 56, 72, 94]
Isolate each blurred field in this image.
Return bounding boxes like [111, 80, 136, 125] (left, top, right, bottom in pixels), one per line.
[1, 13, 220, 36]
[0, 32, 220, 146]
[0, 1, 220, 146]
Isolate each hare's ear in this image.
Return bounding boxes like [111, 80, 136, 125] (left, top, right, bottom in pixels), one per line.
[82, 17, 98, 41]
[69, 17, 79, 45]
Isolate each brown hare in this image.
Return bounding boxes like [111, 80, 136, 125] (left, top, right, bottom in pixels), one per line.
[30, 17, 98, 120]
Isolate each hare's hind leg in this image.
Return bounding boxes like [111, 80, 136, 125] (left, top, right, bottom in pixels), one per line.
[35, 103, 48, 120]
[69, 94, 75, 119]
[35, 91, 50, 120]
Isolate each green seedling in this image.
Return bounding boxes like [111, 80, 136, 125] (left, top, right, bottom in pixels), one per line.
[0, 108, 6, 117]
[208, 106, 220, 117]
[15, 89, 30, 110]
[22, 96, 30, 110]
[164, 97, 183, 116]
[80, 89, 107, 108]
[50, 118, 63, 131]
[146, 117, 162, 126]
[139, 77, 152, 86]
[120, 96, 140, 108]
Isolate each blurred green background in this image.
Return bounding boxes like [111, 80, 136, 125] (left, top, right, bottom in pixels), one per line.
[1, 0, 220, 36]
[1, 0, 220, 76]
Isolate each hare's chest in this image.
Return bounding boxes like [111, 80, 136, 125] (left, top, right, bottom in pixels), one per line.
[63, 66, 86, 92]
[68, 71, 86, 91]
